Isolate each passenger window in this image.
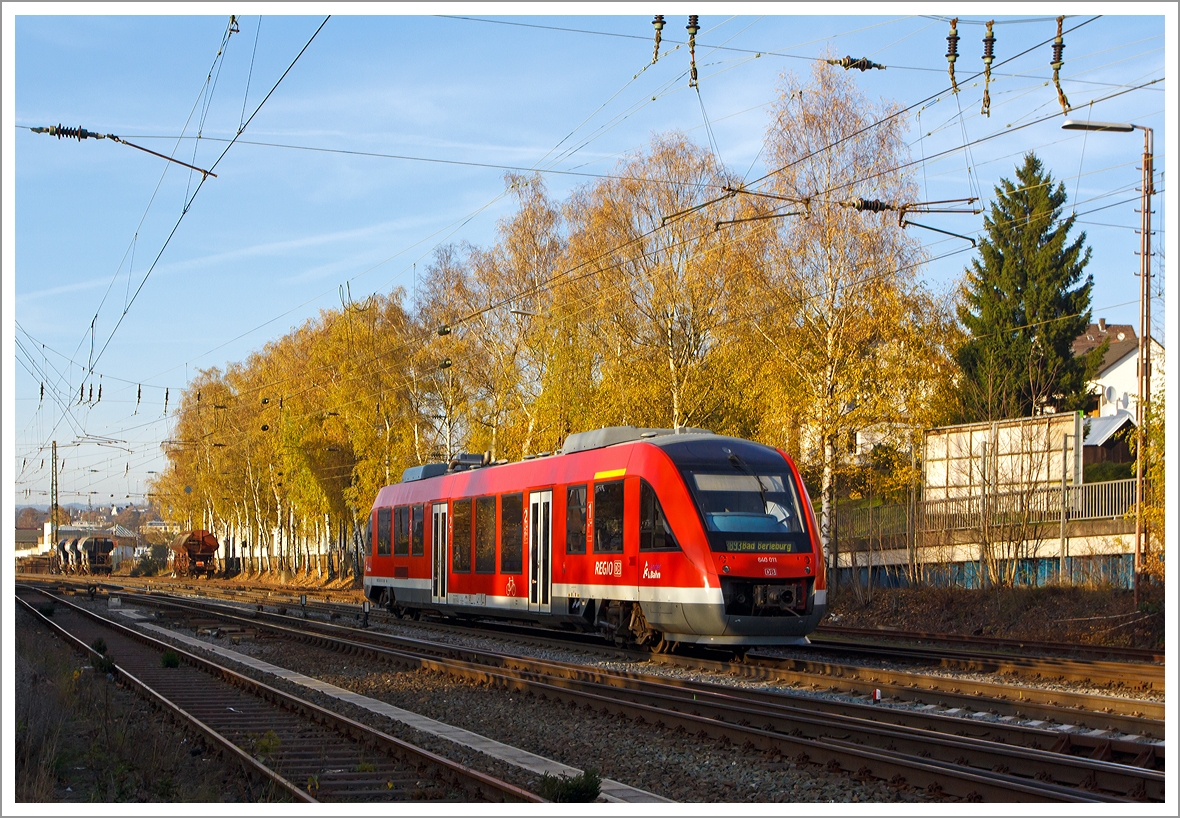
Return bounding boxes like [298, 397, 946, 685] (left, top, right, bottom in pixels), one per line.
[451, 499, 472, 572]
[593, 481, 624, 553]
[566, 485, 587, 554]
[394, 506, 410, 556]
[640, 479, 680, 551]
[412, 504, 424, 556]
[377, 508, 391, 556]
[500, 493, 523, 574]
[475, 496, 496, 573]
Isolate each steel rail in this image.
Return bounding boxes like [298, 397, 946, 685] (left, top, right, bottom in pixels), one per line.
[15, 593, 313, 803]
[109, 590, 1158, 801]
[783, 639, 1164, 690]
[16, 586, 541, 804]
[718, 652, 1163, 727]
[814, 625, 1165, 665]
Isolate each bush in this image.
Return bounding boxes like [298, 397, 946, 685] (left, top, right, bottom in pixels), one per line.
[160, 650, 181, 669]
[1083, 460, 1133, 483]
[91, 637, 108, 655]
[537, 769, 601, 802]
[130, 554, 162, 578]
[93, 655, 116, 675]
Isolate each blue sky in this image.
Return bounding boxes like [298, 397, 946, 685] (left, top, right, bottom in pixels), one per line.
[5, 7, 1172, 510]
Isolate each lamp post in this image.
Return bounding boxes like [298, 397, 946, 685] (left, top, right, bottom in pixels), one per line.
[1061, 119, 1154, 605]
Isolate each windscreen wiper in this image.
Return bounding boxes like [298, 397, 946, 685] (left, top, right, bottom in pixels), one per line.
[727, 452, 768, 514]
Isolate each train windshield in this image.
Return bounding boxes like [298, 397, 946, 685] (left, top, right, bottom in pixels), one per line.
[691, 473, 804, 533]
[686, 470, 811, 552]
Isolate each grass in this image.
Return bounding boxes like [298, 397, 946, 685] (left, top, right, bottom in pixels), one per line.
[537, 769, 601, 802]
[160, 650, 180, 669]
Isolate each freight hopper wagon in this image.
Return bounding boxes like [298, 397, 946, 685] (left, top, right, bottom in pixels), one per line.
[364, 427, 827, 649]
[169, 530, 220, 577]
[53, 538, 78, 574]
[79, 535, 116, 574]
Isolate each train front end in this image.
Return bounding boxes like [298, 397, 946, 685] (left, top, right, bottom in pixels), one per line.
[651, 435, 827, 645]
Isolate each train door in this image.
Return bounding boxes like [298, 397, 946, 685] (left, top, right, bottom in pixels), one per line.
[529, 490, 552, 613]
[431, 502, 448, 604]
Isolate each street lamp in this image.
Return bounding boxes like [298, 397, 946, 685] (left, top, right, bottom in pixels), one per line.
[1061, 118, 1154, 605]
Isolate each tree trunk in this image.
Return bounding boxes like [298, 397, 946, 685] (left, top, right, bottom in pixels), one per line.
[821, 433, 836, 590]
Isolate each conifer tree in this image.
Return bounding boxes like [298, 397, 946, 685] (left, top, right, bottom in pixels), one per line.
[956, 152, 1102, 420]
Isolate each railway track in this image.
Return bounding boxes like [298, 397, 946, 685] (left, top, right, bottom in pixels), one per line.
[797, 638, 1163, 690]
[25, 573, 1161, 727]
[816, 625, 1164, 664]
[15, 586, 540, 804]
[67, 586, 1165, 802]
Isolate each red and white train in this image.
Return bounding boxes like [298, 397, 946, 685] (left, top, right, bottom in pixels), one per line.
[363, 426, 827, 648]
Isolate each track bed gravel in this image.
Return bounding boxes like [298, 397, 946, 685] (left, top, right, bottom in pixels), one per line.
[105, 601, 936, 803]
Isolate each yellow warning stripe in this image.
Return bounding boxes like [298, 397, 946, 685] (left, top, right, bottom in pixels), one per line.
[593, 468, 626, 480]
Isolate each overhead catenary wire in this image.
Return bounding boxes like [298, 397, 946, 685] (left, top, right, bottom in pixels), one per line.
[29, 69, 1161, 441]
[80, 67, 1161, 446]
[85, 16, 331, 381]
[19, 17, 328, 475]
[25, 15, 1161, 493]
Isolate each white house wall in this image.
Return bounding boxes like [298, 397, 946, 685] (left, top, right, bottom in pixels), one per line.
[1096, 338, 1166, 417]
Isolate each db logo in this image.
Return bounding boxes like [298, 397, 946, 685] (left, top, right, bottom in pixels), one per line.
[594, 560, 623, 576]
[505, 577, 517, 597]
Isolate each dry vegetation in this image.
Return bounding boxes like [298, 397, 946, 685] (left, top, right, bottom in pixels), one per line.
[828, 583, 1164, 650]
[14, 607, 290, 802]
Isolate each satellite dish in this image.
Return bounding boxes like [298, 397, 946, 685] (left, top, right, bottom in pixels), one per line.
[1105, 385, 1116, 402]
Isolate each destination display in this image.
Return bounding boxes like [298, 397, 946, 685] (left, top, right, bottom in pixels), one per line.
[725, 540, 804, 553]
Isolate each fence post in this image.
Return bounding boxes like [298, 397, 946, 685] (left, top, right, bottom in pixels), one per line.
[1059, 433, 1073, 584]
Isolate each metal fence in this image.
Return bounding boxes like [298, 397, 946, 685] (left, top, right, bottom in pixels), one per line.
[837, 478, 1138, 537]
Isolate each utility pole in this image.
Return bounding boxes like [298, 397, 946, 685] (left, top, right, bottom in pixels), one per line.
[1061, 119, 1154, 605]
[51, 441, 59, 551]
[1134, 127, 1154, 607]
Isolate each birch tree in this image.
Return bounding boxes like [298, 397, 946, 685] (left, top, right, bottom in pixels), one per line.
[754, 62, 932, 568]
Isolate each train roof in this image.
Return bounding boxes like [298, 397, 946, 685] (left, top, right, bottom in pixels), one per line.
[395, 426, 789, 488]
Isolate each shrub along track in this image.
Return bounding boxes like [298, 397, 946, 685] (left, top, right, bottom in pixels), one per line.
[66, 585, 1165, 803]
[15, 586, 538, 805]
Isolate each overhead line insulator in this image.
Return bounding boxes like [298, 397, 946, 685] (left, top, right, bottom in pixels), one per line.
[846, 198, 892, 213]
[686, 15, 699, 88]
[30, 123, 217, 177]
[946, 18, 960, 94]
[30, 124, 111, 141]
[824, 55, 885, 72]
[980, 21, 996, 118]
[1051, 16, 1071, 114]
[651, 15, 665, 64]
